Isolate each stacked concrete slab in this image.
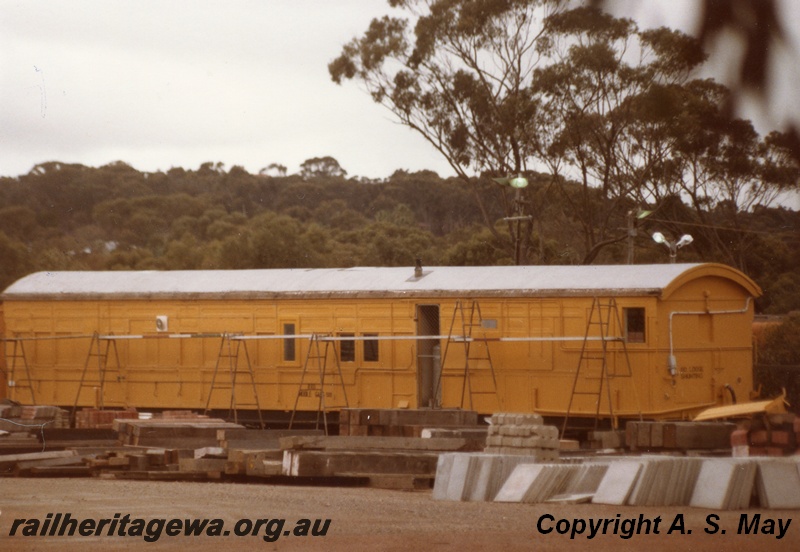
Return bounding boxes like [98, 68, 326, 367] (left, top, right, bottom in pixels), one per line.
[626, 458, 703, 507]
[689, 459, 758, 509]
[434, 451, 800, 510]
[591, 460, 644, 505]
[432, 453, 534, 501]
[494, 463, 608, 504]
[755, 459, 800, 509]
[484, 412, 559, 460]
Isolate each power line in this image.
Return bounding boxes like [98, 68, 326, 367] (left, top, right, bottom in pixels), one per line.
[647, 217, 798, 237]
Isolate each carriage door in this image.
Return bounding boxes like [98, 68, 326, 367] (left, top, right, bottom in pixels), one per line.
[416, 304, 441, 408]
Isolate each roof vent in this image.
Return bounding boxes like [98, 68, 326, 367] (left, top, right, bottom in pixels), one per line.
[408, 259, 430, 282]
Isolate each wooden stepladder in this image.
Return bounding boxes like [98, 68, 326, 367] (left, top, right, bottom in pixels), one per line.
[289, 333, 349, 435]
[561, 297, 636, 438]
[4, 338, 36, 404]
[204, 334, 264, 428]
[438, 300, 501, 411]
[72, 332, 122, 417]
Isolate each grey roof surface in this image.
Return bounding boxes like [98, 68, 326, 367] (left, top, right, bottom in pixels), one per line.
[1, 264, 714, 300]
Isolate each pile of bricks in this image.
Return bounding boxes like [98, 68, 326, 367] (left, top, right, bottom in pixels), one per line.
[75, 408, 138, 429]
[484, 412, 559, 461]
[0, 403, 69, 430]
[731, 413, 800, 457]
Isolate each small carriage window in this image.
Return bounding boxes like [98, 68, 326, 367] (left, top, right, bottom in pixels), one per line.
[283, 323, 296, 361]
[624, 308, 646, 343]
[340, 333, 355, 362]
[363, 333, 379, 362]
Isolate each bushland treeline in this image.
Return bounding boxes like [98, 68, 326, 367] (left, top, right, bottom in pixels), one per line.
[0, 158, 797, 313]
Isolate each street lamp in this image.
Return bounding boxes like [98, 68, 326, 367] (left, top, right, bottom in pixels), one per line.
[495, 175, 531, 265]
[626, 209, 653, 264]
[652, 232, 693, 263]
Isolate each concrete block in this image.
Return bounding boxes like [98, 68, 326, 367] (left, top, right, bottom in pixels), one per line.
[625, 422, 638, 450]
[756, 460, 800, 509]
[494, 464, 541, 502]
[650, 423, 664, 448]
[636, 423, 650, 448]
[432, 453, 456, 501]
[690, 459, 756, 510]
[664, 422, 735, 450]
[732, 445, 750, 457]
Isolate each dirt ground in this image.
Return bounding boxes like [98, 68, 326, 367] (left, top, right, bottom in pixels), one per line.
[1, 477, 798, 551]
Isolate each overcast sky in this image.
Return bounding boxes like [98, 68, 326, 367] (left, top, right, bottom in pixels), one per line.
[2, 1, 799, 184]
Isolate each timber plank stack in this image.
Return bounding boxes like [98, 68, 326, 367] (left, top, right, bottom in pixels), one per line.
[0, 403, 70, 434]
[3, 405, 489, 486]
[339, 408, 479, 437]
[1, 402, 71, 454]
[75, 407, 139, 428]
[113, 417, 244, 448]
[626, 420, 736, 453]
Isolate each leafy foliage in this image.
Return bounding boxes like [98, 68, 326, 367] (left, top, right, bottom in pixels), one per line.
[755, 315, 800, 412]
[0, 159, 797, 314]
[330, 1, 799, 265]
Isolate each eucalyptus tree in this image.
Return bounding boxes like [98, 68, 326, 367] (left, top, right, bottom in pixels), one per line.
[328, 1, 714, 264]
[532, 8, 708, 263]
[625, 74, 799, 269]
[329, 0, 567, 263]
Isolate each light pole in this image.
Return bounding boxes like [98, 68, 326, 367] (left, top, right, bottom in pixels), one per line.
[652, 232, 693, 263]
[501, 175, 531, 265]
[626, 209, 653, 264]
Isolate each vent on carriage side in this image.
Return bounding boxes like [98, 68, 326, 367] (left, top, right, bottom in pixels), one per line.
[155, 315, 169, 332]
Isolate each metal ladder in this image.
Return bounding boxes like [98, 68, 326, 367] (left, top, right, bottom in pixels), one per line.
[561, 297, 634, 438]
[72, 333, 122, 418]
[289, 333, 349, 435]
[3, 339, 36, 404]
[204, 334, 264, 428]
[437, 300, 501, 411]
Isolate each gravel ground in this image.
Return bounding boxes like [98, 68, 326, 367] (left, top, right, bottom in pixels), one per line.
[1, 478, 798, 551]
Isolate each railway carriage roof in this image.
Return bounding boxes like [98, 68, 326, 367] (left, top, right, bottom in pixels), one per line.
[2, 263, 760, 301]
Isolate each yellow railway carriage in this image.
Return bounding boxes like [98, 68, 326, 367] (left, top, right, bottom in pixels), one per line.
[0, 263, 761, 422]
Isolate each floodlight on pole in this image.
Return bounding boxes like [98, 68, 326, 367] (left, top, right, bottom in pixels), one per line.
[652, 232, 693, 263]
[626, 209, 654, 264]
[509, 175, 529, 189]
[493, 174, 531, 265]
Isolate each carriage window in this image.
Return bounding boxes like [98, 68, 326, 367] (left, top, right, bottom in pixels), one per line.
[283, 323, 296, 361]
[340, 333, 355, 362]
[624, 308, 646, 343]
[363, 333, 379, 362]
